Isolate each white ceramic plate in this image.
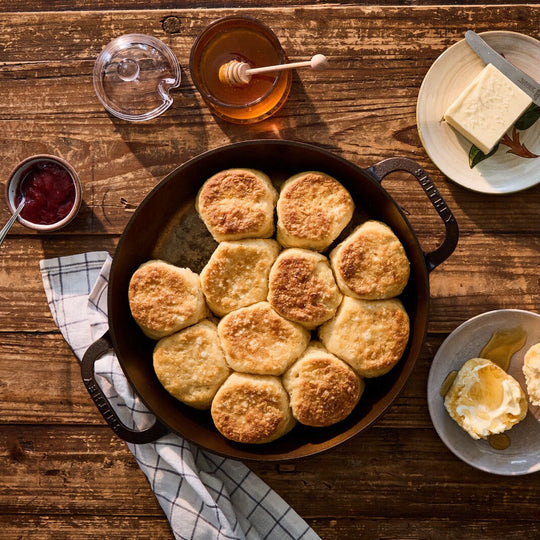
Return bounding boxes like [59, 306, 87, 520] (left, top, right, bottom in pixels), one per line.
[417, 31, 540, 194]
[427, 309, 540, 475]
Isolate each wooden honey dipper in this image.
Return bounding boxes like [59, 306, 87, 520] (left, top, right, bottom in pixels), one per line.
[218, 54, 328, 87]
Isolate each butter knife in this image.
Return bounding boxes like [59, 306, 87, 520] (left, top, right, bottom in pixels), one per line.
[465, 30, 540, 106]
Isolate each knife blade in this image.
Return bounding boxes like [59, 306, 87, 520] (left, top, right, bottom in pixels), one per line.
[465, 30, 540, 106]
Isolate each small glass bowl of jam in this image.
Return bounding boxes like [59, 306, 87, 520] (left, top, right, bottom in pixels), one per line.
[5, 155, 82, 232]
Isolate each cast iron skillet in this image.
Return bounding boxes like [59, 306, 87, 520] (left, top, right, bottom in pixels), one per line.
[82, 139, 458, 461]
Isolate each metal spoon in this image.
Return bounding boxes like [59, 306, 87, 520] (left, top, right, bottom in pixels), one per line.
[0, 179, 27, 247]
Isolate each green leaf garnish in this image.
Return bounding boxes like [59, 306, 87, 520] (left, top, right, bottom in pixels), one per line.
[515, 103, 540, 131]
[469, 144, 499, 168]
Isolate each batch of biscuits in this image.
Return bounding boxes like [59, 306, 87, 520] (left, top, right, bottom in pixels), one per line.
[128, 168, 412, 444]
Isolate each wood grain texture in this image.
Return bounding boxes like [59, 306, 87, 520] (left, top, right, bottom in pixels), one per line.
[0, 0, 534, 12]
[1, 4, 539, 540]
[1, 425, 539, 539]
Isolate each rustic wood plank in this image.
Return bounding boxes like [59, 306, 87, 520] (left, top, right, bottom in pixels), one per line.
[2, 515, 173, 540]
[1, 515, 537, 540]
[1, 425, 539, 522]
[307, 518, 540, 540]
[0, 426, 166, 517]
[0, 237, 117, 333]
[2, 516, 538, 540]
[252, 429, 540, 521]
[1, 0, 534, 13]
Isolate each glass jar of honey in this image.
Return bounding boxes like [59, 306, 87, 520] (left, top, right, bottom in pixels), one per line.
[190, 16, 292, 124]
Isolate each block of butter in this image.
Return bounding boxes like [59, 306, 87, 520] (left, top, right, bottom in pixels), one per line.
[444, 63, 532, 154]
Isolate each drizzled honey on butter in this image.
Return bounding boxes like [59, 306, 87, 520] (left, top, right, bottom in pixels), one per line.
[441, 327, 528, 445]
[443, 357, 527, 440]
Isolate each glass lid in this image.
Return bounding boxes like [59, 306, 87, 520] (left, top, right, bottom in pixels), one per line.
[93, 34, 181, 122]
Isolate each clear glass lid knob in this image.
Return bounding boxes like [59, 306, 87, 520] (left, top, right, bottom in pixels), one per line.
[93, 34, 181, 122]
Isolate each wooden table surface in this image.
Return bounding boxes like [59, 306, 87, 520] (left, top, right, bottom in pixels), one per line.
[1, 2, 539, 538]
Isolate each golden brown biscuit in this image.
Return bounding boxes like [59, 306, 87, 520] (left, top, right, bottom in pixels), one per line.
[523, 343, 540, 407]
[267, 248, 342, 329]
[195, 168, 278, 242]
[283, 342, 364, 427]
[330, 220, 410, 300]
[217, 302, 310, 375]
[200, 239, 280, 316]
[153, 320, 230, 409]
[276, 171, 354, 251]
[128, 260, 207, 340]
[319, 296, 409, 377]
[211, 373, 296, 444]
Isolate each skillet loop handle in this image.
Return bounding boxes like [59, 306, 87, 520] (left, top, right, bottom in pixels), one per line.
[368, 157, 459, 272]
[81, 332, 168, 444]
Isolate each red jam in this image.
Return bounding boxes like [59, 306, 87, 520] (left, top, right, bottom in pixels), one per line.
[15, 162, 76, 225]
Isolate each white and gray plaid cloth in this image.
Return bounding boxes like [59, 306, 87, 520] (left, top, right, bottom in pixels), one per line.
[40, 251, 320, 540]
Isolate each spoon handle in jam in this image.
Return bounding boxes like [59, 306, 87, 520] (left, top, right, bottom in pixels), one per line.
[0, 200, 24, 247]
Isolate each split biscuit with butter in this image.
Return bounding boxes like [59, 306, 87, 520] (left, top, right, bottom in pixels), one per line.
[319, 296, 409, 378]
[523, 342, 540, 407]
[153, 320, 230, 409]
[196, 168, 278, 242]
[217, 301, 310, 375]
[283, 342, 364, 427]
[200, 239, 280, 317]
[330, 220, 410, 300]
[276, 171, 354, 251]
[445, 357, 528, 439]
[211, 373, 296, 444]
[268, 248, 342, 329]
[128, 260, 207, 340]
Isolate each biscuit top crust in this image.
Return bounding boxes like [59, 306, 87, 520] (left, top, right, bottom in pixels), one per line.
[152, 320, 229, 409]
[201, 239, 280, 316]
[319, 297, 410, 377]
[278, 172, 353, 241]
[128, 261, 199, 335]
[268, 249, 341, 327]
[197, 169, 276, 237]
[211, 374, 289, 443]
[218, 302, 309, 374]
[286, 353, 361, 427]
[333, 220, 410, 299]
[220, 302, 302, 349]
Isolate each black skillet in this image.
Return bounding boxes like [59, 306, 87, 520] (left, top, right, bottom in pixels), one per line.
[82, 139, 458, 461]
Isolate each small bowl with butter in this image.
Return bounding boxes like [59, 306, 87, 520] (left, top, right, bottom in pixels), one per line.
[5, 155, 82, 232]
[427, 309, 540, 475]
[416, 31, 540, 194]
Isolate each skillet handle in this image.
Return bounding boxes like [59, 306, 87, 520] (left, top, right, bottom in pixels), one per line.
[367, 157, 459, 272]
[81, 332, 168, 444]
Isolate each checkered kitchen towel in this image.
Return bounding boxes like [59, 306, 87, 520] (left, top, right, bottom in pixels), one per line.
[40, 251, 320, 540]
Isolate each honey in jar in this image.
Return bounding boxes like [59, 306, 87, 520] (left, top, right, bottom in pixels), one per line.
[190, 16, 292, 123]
